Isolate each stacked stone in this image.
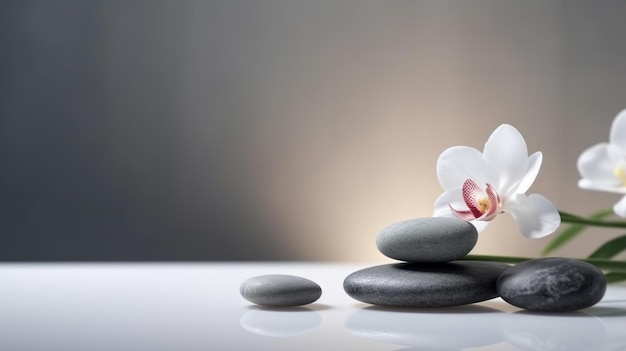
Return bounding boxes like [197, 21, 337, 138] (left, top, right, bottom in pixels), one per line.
[343, 217, 607, 311]
[343, 217, 508, 307]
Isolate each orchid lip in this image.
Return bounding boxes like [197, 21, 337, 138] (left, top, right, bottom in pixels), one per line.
[450, 179, 500, 222]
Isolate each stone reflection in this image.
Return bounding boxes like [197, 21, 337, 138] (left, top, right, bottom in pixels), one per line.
[345, 305, 503, 349]
[498, 310, 606, 351]
[239, 307, 322, 337]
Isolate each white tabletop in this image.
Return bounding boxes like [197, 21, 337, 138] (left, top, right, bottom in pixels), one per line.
[0, 262, 625, 350]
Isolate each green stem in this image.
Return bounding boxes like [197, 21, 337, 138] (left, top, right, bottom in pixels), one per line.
[463, 254, 626, 273]
[558, 210, 585, 220]
[559, 210, 626, 229]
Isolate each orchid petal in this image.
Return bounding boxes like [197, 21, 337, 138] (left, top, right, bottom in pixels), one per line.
[577, 143, 619, 185]
[437, 146, 488, 190]
[609, 110, 626, 150]
[607, 143, 625, 166]
[434, 188, 464, 218]
[506, 194, 561, 239]
[613, 195, 626, 218]
[469, 220, 490, 233]
[515, 151, 542, 195]
[483, 124, 528, 195]
[578, 179, 626, 194]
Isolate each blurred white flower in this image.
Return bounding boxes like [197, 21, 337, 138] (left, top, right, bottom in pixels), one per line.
[434, 124, 560, 238]
[578, 109, 626, 217]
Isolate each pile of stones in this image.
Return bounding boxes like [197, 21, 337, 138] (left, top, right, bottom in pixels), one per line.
[343, 217, 607, 312]
[240, 217, 607, 312]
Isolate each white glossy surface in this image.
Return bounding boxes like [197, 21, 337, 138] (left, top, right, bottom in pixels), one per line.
[0, 262, 625, 350]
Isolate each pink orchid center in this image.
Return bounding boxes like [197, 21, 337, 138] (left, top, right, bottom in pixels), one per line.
[450, 179, 501, 221]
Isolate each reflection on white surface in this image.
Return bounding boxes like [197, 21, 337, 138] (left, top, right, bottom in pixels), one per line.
[345, 305, 504, 349]
[0, 263, 625, 351]
[0, 264, 240, 350]
[240, 307, 322, 337]
[498, 311, 606, 351]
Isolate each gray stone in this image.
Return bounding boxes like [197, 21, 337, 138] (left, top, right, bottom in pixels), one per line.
[496, 257, 607, 312]
[376, 217, 478, 263]
[240, 275, 322, 307]
[343, 261, 509, 307]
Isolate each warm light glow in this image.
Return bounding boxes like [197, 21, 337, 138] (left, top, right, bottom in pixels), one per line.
[173, 1, 616, 261]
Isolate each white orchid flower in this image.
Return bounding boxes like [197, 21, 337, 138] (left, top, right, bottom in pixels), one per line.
[577, 110, 626, 217]
[434, 124, 561, 238]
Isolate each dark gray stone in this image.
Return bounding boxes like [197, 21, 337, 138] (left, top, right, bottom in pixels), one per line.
[240, 275, 322, 307]
[343, 261, 509, 307]
[376, 217, 478, 263]
[496, 257, 606, 312]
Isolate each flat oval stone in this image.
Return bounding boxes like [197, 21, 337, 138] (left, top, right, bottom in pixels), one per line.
[376, 217, 478, 263]
[343, 261, 509, 307]
[240, 275, 322, 307]
[496, 257, 606, 312]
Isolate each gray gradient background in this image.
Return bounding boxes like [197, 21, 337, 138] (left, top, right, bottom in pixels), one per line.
[1, 0, 625, 261]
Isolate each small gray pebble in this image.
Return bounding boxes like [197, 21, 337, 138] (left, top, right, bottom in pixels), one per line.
[240, 274, 322, 307]
[496, 257, 606, 312]
[343, 261, 509, 307]
[376, 217, 478, 263]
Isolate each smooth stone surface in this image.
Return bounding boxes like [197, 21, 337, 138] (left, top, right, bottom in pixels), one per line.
[376, 217, 478, 263]
[497, 257, 607, 312]
[343, 261, 509, 307]
[240, 275, 322, 306]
